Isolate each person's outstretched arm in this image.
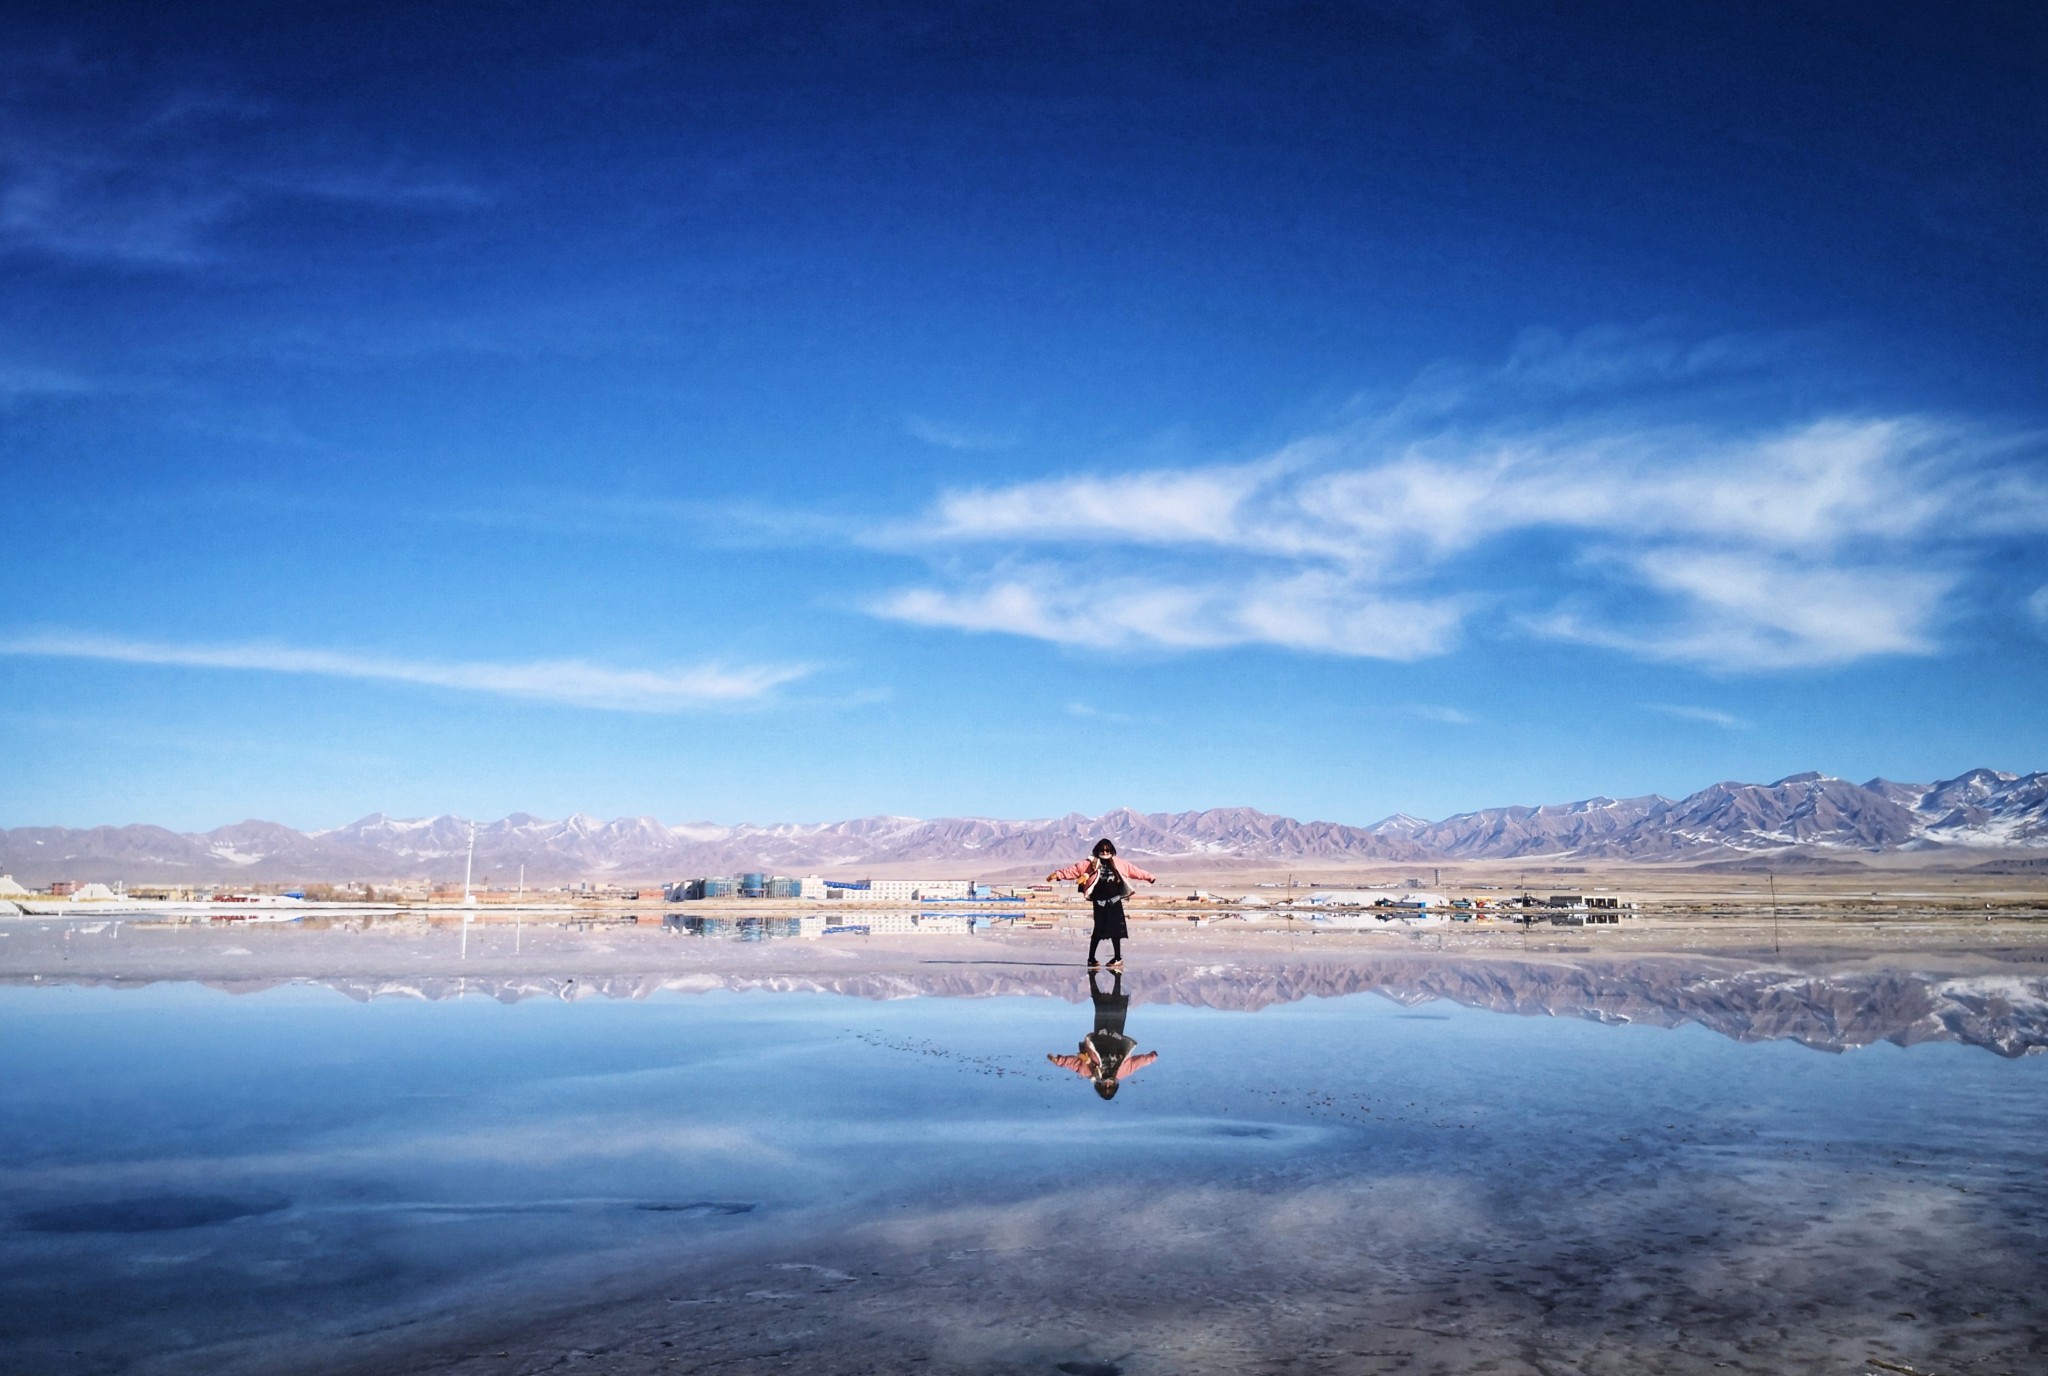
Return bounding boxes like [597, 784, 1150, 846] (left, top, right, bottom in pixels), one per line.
[1046, 859, 1091, 882]
[1115, 1051, 1159, 1079]
[1119, 859, 1158, 884]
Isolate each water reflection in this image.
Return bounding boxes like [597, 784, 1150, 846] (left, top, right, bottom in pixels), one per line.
[2, 963, 2045, 1375]
[1048, 969, 1158, 1098]
[663, 914, 802, 941]
[7, 916, 2048, 1056]
[660, 910, 984, 939]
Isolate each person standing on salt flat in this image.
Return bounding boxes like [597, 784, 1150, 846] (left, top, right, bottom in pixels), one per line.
[1047, 837, 1156, 970]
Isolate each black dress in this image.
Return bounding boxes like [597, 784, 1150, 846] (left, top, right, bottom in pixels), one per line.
[1084, 973, 1135, 1075]
[1088, 859, 1128, 941]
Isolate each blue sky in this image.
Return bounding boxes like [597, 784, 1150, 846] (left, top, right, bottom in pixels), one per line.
[3, 1, 2046, 831]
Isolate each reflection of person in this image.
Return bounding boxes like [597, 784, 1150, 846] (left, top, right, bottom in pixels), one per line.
[1048, 968, 1157, 1099]
[1047, 837, 1156, 970]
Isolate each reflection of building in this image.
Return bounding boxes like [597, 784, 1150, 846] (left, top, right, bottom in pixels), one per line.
[1544, 894, 1636, 925]
[825, 911, 976, 934]
[664, 914, 810, 940]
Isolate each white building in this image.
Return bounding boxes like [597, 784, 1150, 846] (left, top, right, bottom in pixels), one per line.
[865, 879, 973, 901]
[1308, 889, 1404, 906]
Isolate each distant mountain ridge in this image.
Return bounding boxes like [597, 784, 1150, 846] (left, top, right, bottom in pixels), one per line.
[3, 768, 2043, 885]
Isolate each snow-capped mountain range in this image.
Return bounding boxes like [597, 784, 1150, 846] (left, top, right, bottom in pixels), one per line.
[3, 768, 2043, 885]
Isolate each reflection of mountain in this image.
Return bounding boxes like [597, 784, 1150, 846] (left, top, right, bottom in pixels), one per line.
[4, 769, 2047, 885]
[32, 957, 2045, 1058]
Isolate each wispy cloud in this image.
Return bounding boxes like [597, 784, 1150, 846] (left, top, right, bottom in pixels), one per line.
[867, 329, 2048, 670]
[878, 570, 1466, 660]
[0, 67, 488, 268]
[0, 357, 97, 403]
[905, 415, 1019, 452]
[0, 632, 807, 711]
[1401, 319, 1795, 416]
[1539, 552, 1955, 669]
[2029, 586, 2048, 636]
[1406, 705, 1474, 725]
[1066, 702, 1139, 724]
[1647, 703, 1750, 730]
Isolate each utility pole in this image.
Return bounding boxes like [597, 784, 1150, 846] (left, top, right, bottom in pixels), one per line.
[462, 822, 477, 907]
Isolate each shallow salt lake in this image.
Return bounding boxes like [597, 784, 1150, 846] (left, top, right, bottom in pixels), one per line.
[2, 963, 2044, 1375]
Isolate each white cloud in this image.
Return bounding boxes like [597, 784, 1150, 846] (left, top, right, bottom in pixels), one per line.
[920, 460, 1286, 551]
[869, 356, 2047, 670]
[0, 632, 807, 711]
[1648, 704, 1749, 730]
[0, 72, 487, 268]
[0, 358, 97, 402]
[1067, 702, 1139, 724]
[905, 415, 1019, 451]
[1543, 552, 1955, 669]
[1297, 415, 2005, 558]
[876, 568, 1465, 660]
[2029, 585, 2048, 634]
[1407, 705, 1474, 725]
[1402, 320, 1793, 410]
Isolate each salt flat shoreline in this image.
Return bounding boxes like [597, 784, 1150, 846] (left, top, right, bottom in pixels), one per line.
[5, 909, 2047, 978]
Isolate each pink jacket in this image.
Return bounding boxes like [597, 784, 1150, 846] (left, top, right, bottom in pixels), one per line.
[1049, 1049, 1159, 1080]
[1047, 856, 1157, 888]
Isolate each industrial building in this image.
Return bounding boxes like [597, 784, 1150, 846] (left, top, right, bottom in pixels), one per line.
[663, 874, 977, 903]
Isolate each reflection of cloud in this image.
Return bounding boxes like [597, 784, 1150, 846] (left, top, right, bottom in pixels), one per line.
[0, 1121, 789, 1192]
[870, 335, 2047, 670]
[1648, 703, 1749, 729]
[2029, 585, 2048, 635]
[0, 631, 807, 711]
